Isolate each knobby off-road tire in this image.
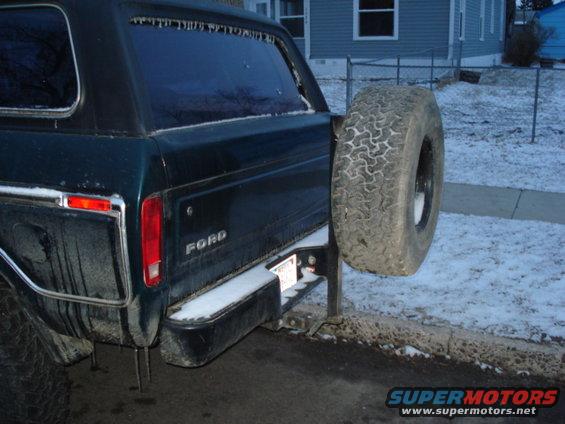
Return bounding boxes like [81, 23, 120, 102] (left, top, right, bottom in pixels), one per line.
[332, 86, 444, 275]
[0, 282, 69, 424]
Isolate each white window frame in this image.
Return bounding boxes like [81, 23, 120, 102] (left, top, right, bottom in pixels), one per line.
[490, 0, 495, 34]
[278, 0, 305, 39]
[458, 0, 466, 41]
[353, 0, 399, 41]
[499, 0, 505, 42]
[479, 0, 485, 41]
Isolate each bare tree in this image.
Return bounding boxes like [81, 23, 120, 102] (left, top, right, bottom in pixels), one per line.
[520, 0, 554, 10]
[533, 0, 554, 10]
[505, 0, 516, 45]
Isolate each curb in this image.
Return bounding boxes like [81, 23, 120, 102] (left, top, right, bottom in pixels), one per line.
[284, 304, 564, 382]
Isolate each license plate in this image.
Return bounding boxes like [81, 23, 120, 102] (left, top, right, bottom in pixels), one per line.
[270, 254, 298, 292]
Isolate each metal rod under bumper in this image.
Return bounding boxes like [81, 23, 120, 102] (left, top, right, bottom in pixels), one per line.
[327, 225, 343, 318]
[134, 348, 142, 393]
[144, 347, 152, 383]
[328, 116, 344, 319]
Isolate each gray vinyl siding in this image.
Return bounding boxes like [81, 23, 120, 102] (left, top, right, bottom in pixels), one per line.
[454, 0, 504, 58]
[310, 0, 451, 59]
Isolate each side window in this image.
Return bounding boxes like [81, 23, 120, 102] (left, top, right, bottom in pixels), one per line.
[0, 6, 79, 114]
[279, 0, 305, 38]
[129, 19, 308, 130]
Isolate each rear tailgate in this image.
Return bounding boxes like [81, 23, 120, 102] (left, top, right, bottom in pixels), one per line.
[128, 15, 332, 303]
[155, 114, 331, 303]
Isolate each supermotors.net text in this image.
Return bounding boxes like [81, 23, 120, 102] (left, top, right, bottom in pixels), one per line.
[386, 388, 559, 418]
[400, 406, 537, 418]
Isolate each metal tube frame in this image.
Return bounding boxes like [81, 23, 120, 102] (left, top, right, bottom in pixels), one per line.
[430, 49, 435, 90]
[531, 67, 540, 144]
[346, 55, 353, 112]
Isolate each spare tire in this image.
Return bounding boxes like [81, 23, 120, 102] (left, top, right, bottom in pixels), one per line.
[332, 86, 444, 276]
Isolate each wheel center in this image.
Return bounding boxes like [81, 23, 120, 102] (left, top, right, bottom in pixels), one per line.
[414, 137, 434, 229]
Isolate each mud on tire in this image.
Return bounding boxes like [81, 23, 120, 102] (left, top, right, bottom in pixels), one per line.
[332, 86, 444, 275]
[0, 282, 69, 424]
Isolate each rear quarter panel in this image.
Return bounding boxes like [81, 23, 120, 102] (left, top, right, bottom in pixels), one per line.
[0, 130, 168, 346]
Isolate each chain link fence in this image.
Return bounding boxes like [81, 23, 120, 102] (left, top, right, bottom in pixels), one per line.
[311, 50, 564, 191]
[343, 50, 565, 144]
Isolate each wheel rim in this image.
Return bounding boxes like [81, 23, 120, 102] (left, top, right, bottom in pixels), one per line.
[414, 137, 434, 230]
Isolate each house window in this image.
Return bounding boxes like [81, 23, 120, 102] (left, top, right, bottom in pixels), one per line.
[458, 0, 466, 41]
[490, 0, 495, 33]
[480, 0, 485, 41]
[354, 0, 399, 40]
[280, 0, 304, 38]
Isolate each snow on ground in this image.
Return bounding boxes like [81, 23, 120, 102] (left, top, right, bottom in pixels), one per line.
[317, 68, 565, 193]
[306, 213, 565, 343]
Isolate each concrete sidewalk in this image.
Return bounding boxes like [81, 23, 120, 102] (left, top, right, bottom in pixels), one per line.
[442, 183, 565, 224]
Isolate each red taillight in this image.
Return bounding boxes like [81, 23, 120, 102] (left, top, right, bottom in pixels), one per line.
[141, 196, 163, 287]
[67, 196, 112, 212]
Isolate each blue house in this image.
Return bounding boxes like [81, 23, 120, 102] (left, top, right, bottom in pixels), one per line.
[244, 0, 507, 74]
[537, 2, 565, 60]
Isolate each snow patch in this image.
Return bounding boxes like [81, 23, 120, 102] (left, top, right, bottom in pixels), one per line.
[475, 360, 503, 374]
[169, 265, 276, 322]
[305, 213, 565, 343]
[396, 345, 431, 359]
[317, 333, 337, 342]
[154, 110, 314, 134]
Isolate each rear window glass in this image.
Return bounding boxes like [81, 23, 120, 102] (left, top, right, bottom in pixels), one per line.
[0, 6, 78, 112]
[129, 19, 308, 130]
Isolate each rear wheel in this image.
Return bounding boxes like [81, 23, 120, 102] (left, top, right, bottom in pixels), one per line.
[331, 86, 444, 275]
[0, 282, 69, 424]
